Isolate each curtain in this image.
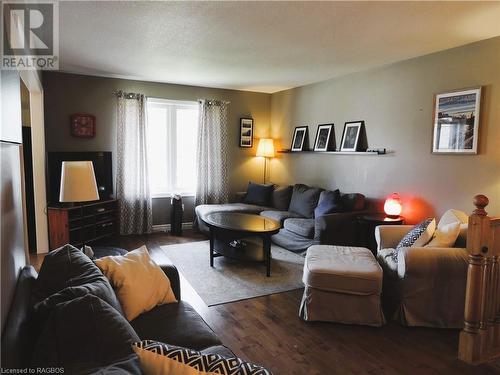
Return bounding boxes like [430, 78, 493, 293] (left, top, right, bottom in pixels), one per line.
[116, 92, 153, 235]
[195, 99, 230, 205]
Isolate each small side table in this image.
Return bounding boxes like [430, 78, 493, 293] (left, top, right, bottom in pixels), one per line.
[358, 214, 404, 254]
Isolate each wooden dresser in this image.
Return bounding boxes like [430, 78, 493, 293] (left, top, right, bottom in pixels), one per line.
[48, 199, 119, 250]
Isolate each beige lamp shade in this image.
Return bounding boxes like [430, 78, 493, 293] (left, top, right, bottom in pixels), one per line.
[59, 161, 99, 202]
[256, 138, 275, 158]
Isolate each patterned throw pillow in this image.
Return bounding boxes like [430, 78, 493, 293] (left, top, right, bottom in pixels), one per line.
[132, 340, 272, 375]
[392, 218, 436, 262]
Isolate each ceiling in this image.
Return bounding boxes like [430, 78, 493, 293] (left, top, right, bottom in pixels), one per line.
[59, 1, 500, 93]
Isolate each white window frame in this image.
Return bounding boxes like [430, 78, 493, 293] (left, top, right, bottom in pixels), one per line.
[146, 98, 199, 198]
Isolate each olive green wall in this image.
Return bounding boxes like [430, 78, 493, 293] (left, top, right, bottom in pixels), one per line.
[270, 37, 500, 222]
[43, 72, 271, 225]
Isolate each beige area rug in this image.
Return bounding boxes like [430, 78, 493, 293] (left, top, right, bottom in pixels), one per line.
[160, 240, 305, 306]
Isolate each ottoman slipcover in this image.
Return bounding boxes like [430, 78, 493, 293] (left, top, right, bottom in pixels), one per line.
[300, 245, 385, 326]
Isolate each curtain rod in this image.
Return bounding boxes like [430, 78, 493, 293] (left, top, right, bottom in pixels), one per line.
[198, 99, 231, 105]
[112, 90, 143, 99]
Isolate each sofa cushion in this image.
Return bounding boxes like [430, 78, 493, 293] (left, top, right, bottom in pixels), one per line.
[95, 246, 177, 321]
[85, 354, 142, 375]
[260, 210, 301, 226]
[130, 301, 222, 351]
[288, 184, 322, 218]
[340, 193, 365, 212]
[196, 203, 273, 219]
[132, 340, 272, 375]
[243, 181, 274, 206]
[31, 294, 139, 373]
[314, 189, 342, 217]
[32, 244, 123, 316]
[284, 218, 315, 239]
[271, 185, 293, 210]
[303, 246, 382, 295]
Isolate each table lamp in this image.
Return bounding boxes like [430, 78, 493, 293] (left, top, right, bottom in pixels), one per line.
[59, 161, 99, 205]
[256, 138, 275, 183]
[384, 193, 402, 219]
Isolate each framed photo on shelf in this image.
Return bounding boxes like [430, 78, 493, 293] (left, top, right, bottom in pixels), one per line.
[313, 123, 335, 151]
[71, 114, 96, 138]
[432, 87, 481, 154]
[239, 118, 253, 148]
[340, 121, 363, 152]
[291, 126, 308, 151]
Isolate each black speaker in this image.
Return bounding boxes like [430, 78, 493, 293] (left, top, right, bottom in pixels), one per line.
[170, 195, 183, 236]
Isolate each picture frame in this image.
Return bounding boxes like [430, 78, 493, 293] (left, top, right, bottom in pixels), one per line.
[71, 114, 96, 138]
[239, 118, 253, 148]
[313, 123, 335, 151]
[291, 126, 308, 151]
[340, 121, 363, 152]
[432, 87, 481, 154]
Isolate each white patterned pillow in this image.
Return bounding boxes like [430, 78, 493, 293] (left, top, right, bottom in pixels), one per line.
[132, 340, 272, 375]
[392, 218, 435, 262]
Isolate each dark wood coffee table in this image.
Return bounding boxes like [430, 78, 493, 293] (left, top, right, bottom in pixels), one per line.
[203, 212, 281, 277]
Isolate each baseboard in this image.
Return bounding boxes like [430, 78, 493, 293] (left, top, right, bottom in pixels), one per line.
[152, 222, 193, 232]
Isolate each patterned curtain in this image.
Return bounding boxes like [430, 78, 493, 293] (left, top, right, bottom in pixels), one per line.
[116, 92, 153, 235]
[195, 99, 230, 205]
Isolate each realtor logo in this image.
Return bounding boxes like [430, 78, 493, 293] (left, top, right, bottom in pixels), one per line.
[2, 1, 59, 70]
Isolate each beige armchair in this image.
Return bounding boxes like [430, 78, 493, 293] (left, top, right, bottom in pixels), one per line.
[375, 223, 469, 328]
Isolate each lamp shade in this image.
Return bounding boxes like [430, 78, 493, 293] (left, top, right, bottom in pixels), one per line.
[384, 193, 402, 218]
[256, 138, 275, 158]
[59, 161, 99, 202]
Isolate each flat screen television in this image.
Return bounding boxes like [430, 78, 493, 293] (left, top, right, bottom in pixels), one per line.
[47, 151, 113, 204]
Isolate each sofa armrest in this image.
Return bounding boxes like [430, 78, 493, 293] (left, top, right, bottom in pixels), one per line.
[158, 263, 181, 301]
[398, 246, 469, 280]
[375, 225, 413, 251]
[315, 210, 371, 246]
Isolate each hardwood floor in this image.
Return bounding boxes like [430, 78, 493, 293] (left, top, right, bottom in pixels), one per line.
[30, 230, 500, 374]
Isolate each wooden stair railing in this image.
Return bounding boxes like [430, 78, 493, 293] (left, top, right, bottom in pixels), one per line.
[459, 194, 500, 364]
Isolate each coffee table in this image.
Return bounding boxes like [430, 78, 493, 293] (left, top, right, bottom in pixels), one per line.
[203, 212, 280, 277]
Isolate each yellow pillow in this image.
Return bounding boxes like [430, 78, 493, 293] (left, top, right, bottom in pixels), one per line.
[95, 246, 177, 321]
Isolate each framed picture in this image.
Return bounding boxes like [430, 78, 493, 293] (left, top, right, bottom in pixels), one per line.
[432, 87, 481, 154]
[291, 126, 308, 151]
[71, 114, 96, 138]
[340, 121, 363, 152]
[240, 118, 253, 148]
[313, 124, 335, 151]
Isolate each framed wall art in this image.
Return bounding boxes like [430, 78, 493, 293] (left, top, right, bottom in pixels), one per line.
[313, 123, 335, 151]
[71, 114, 96, 138]
[340, 121, 363, 152]
[432, 87, 481, 154]
[291, 126, 308, 151]
[240, 118, 253, 148]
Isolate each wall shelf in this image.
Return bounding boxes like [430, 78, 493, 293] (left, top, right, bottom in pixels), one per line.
[278, 149, 393, 156]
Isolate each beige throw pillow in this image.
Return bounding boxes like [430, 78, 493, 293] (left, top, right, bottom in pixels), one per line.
[95, 246, 177, 321]
[425, 221, 461, 248]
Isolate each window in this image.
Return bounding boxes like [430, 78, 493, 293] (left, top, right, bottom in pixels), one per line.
[146, 98, 199, 197]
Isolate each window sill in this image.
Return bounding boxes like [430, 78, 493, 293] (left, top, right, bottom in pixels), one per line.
[152, 193, 195, 199]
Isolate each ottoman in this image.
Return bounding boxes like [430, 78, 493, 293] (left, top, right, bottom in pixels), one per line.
[299, 245, 385, 326]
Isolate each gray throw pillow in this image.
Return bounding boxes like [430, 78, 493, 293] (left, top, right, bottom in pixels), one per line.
[288, 184, 323, 218]
[271, 185, 293, 210]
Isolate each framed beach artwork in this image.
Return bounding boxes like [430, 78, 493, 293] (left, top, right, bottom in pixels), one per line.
[432, 87, 481, 154]
[313, 124, 335, 151]
[239, 118, 253, 148]
[291, 126, 308, 151]
[340, 121, 363, 152]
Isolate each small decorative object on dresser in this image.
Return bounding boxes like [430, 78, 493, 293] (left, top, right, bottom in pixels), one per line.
[239, 118, 253, 147]
[340, 121, 363, 151]
[71, 113, 96, 138]
[432, 87, 481, 154]
[313, 123, 335, 151]
[291, 126, 308, 151]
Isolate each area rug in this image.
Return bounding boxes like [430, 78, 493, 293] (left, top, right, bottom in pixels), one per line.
[160, 240, 305, 306]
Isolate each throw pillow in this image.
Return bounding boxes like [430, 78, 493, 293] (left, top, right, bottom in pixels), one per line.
[271, 185, 293, 210]
[243, 181, 274, 206]
[425, 221, 461, 248]
[132, 340, 272, 375]
[288, 184, 323, 218]
[32, 244, 123, 315]
[95, 246, 177, 321]
[314, 189, 343, 217]
[31, 295, 140, 373]
[392, 218, 435, 262]
[438, 209, 468, 229]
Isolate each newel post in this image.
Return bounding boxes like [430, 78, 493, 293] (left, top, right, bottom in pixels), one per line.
[459, 195, 490, 364]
